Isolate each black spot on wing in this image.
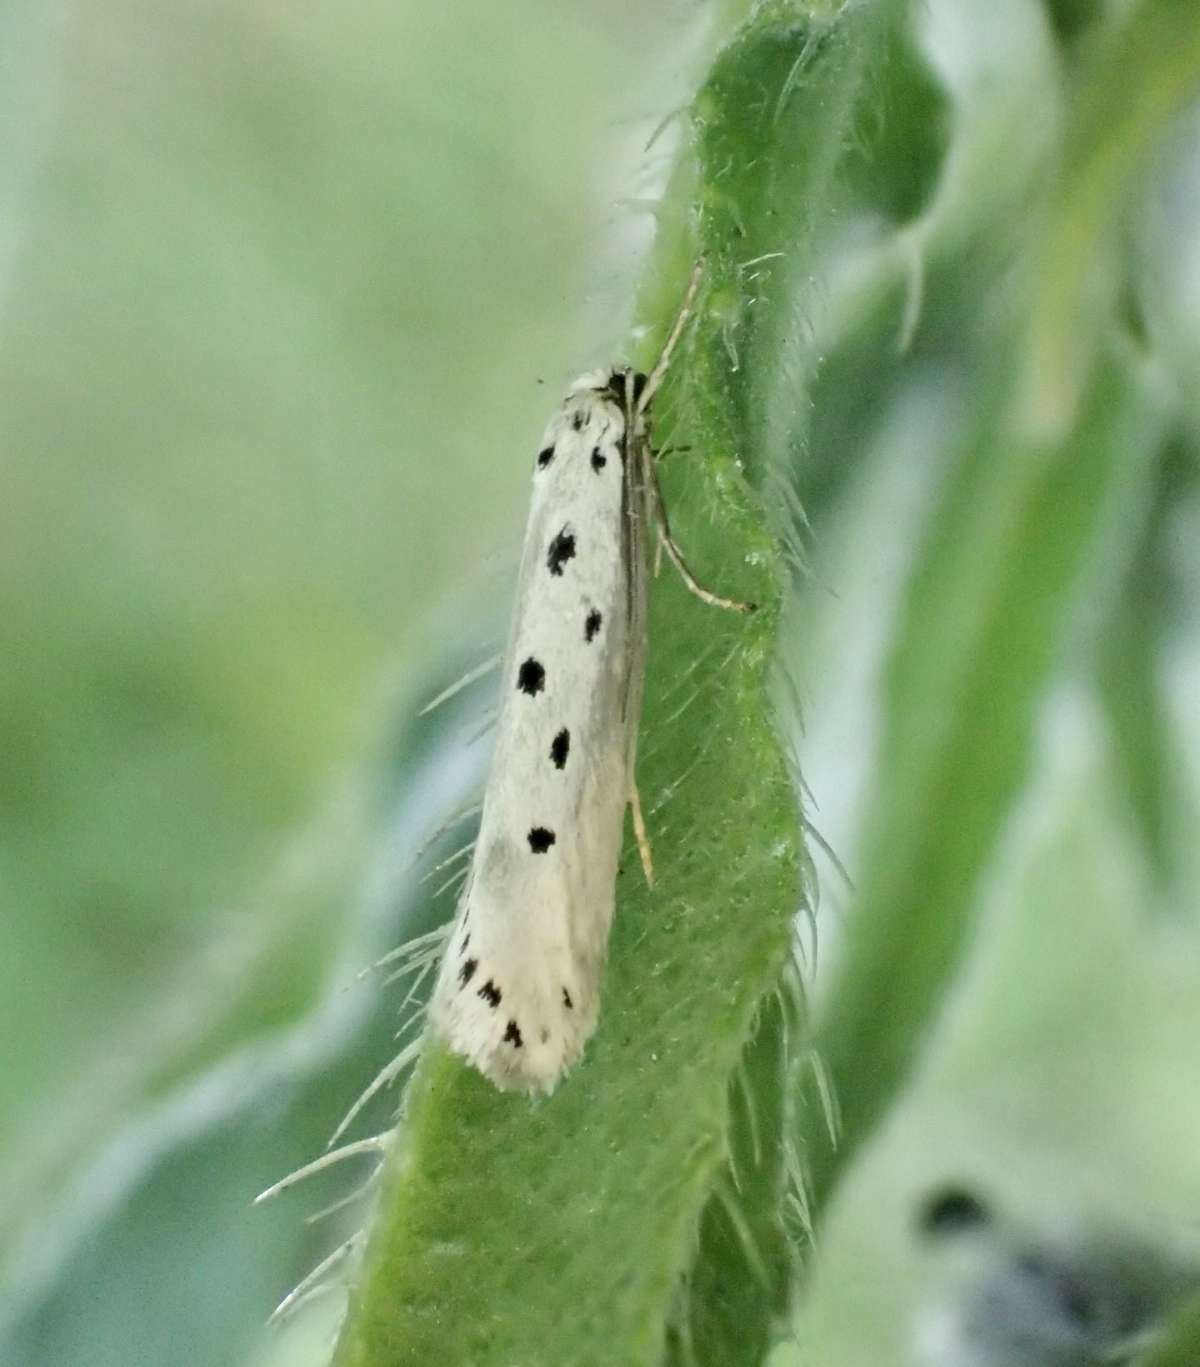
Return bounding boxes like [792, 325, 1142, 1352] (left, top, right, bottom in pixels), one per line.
[527, 827, 556, 853]
[458, 957, 478, 987]
[562, 987, 573, 1010]
[550, 729, 570, 769]
[504, 1020, 523, 1048]
[590, 446, 607, 471]
[478, 979, 501, 1008]
[571, 411, 585, 432]
[517, 657, 545, 695]
[584, 610, 602, 642]
[546, 527, 576, 576]
[537, 445, 555, 469]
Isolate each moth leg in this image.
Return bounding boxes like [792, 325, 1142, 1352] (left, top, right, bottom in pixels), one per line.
[649, 445, 686, 577]
[629, 779, 655, 888]
[647, 457, 756, 613]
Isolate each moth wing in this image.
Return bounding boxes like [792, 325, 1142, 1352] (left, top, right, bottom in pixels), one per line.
[431, 380, 646, 1090]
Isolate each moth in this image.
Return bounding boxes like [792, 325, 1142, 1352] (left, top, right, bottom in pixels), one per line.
[429, 263, 751, 1091]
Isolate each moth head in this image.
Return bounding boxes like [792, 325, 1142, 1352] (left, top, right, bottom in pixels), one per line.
[602, 368, 647, 410]
[564, 368, 647, 409]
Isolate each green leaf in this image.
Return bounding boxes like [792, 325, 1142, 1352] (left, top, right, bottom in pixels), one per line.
[330, 4, 916, 1362]
[333, 332, 796, 1367]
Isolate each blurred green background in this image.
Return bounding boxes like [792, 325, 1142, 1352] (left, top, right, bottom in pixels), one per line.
[3, 0, 1200, 1364]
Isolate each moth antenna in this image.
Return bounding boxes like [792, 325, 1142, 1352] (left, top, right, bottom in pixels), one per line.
[636, 257, 706, 418]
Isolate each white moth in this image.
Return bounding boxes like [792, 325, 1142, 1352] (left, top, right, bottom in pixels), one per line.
[429, 264, 750, 1092]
